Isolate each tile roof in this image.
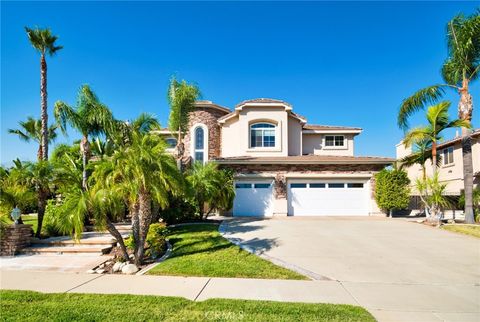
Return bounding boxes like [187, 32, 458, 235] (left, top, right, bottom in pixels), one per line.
[214, 155, 394, 164]
[435, 129, 480, 149]
[303, 124, 362, 131]
[194, 100, 231, 114]
[235, 98, 292, 108]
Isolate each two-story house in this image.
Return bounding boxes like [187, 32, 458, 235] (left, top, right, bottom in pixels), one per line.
[159, 98, 394, 217]
[396, 130, 480, 212]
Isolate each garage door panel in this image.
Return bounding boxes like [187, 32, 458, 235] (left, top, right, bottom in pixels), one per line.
[288, 180, 369, 216]
[233, 181, 274, 217]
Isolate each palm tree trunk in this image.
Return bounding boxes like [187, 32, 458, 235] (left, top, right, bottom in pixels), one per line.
[458, 84, 474, 224]
[35, 188, 47, 238]
[40, 54, 48, 161]
[106, 218, 130, 263]
[80, 136, 90, 191]
[130, 201, 140, 256]
[134, 189, 152, 266]
[431, 141, 437, 174]
[176, 126, 184, 172]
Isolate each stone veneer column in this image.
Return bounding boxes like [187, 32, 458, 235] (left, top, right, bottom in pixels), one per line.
[0, 224, 33, 256]
[273, 173, 288, 216]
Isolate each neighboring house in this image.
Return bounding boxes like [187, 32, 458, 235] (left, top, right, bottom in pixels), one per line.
[158, 98, 393, 217]
[396, 129, 480, 201]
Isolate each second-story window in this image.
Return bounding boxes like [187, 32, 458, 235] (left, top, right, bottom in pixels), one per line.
[250, 123, 276, 148]
[325, 135, 345, 147]
[165, 138, 177, 149]
[442, 146, 454, 165]
[194, 127, 205, 163]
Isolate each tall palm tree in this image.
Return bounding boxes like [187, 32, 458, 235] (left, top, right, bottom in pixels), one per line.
[54, 85, 114, 190]
[403, 101, 470, 173]
[8, 117, 58, 160]
[167, 77, 201, 171]
[398, 12, 479, 223]
[25, 27, 63, 161]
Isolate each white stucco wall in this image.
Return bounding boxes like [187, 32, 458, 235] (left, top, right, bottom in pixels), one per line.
[288, 116, 303, 156]
[220, 106, 289, 157]
[302, 134, 355, 156]
[396, 137, 480, 195]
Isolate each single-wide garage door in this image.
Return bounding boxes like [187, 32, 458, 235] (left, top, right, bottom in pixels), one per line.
[288, 180, 369, 216]
[233, 180, 274, 216]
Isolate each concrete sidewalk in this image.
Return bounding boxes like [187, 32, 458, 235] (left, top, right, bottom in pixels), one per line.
[1, 270, 479, 322]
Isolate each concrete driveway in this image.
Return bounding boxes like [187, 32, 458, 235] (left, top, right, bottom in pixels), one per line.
[221, 217, 480, 322]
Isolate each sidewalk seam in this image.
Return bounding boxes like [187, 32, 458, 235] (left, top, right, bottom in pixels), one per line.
[193, 278, 211, 301]
[64, 274, 105, 294]
[339, 281, 361, 306]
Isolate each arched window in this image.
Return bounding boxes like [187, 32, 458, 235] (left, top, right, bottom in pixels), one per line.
[193, 126, 205, 163]
[250, 123, 276, 148]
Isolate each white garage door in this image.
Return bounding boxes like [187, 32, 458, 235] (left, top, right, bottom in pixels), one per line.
[288, 180, 369, 216]
[233, 180, 274, 216]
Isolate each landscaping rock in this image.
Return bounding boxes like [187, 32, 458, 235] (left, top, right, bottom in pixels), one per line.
[86, 269, 96, 274]
[112, 262, 123, 273]
[95, 269, 105, 274]
[121, 264, 138, 275]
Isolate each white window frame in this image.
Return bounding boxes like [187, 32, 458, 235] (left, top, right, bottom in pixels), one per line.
[442, 146, 454, 166]
[249, 122, 277, 149]
[323, 135, 347, 150]
[190, 123, 208, 164]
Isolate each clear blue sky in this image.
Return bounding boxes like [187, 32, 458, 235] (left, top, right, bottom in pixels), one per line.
[1, 1, 479, 165]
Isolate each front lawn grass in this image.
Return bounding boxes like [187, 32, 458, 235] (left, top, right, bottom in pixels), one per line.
[441, 224, 480, 238]
[0, 290, 375, 322]
[147, 223, 307, 280]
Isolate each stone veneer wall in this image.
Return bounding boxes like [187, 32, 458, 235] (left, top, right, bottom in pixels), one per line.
[183, 107, 227, 160]
[0, 224, 33, 256]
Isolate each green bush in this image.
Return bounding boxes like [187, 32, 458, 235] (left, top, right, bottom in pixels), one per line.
[124, 235, 135, 251]
[375, 169, 411, 216]
[146, 223, 168, 259]
[42, 200, 65, 237]
[160, 196, 199, 224]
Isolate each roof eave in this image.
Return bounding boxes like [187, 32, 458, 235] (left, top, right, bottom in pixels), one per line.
[302, 129, 363, 134]
[214, 159, 394, 165]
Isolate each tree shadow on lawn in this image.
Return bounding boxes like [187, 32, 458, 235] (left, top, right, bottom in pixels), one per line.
[167, 222, 280, 258]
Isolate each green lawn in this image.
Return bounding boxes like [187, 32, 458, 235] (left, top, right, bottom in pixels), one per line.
[147, 224, 307, 280]
[441, 224, 480, 238]
[0, 290, 375, 322]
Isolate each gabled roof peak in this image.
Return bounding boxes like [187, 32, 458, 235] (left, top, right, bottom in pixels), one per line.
[235, 98, 292, 108]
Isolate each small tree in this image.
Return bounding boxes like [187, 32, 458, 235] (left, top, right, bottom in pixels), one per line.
[375, 169, 411, 217]
[186, 162, 235, 219]
[415, 173, 453, 224]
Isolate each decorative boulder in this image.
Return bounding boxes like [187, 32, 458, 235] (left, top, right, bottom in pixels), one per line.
[112, 262, 123, 273]
[121, 263, 139, 275]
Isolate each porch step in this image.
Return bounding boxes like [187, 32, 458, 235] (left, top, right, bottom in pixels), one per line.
[30, 237, 116, 246]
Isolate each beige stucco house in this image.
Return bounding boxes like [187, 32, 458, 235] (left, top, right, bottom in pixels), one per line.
[396, 130, 480, 209]
[159, 98, 393, 217]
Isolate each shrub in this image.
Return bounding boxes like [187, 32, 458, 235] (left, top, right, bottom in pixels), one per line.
[124, 235, 135, 251]
[375, 169, 411, 216]
[146, 223, 168, 259]
[160, 196, 199, 224]
[42, 200, 64, 237]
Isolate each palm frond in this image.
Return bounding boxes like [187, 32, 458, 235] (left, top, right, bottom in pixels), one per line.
[398, 85, 446, 130]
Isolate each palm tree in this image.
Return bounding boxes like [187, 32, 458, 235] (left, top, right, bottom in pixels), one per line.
[54, 85, 114, 190]
[25, 27, 63, 161]
[8, 117, 58, 161]
[398, 139, 434, 180]
[111, 113, 160, 148]
[167, 77, 201, 171]
[398, 12, 479, 223]
[403, 101, 470, 173]
[105, 132, 183, 265]
[186, 162, 235, 219]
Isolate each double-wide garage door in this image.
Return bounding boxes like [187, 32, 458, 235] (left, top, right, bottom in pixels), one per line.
[288, 180, 369, 216]
[233, 179, 369, 216]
